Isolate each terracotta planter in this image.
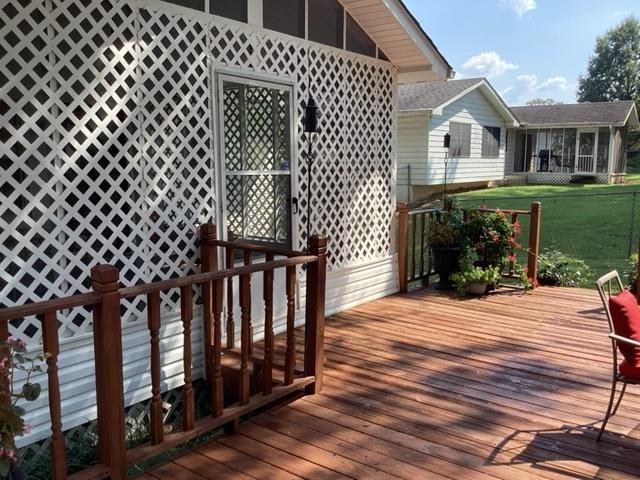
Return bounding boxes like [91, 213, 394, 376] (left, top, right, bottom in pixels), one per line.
[467, 282, 488, 295]
[432, 246, 460, 290]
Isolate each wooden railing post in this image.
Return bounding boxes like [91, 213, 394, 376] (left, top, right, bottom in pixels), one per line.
[636, 239, 640, 304]
[304, 234, 327, 394]
[91, 265, 126, 480]
[527, 202, 541, 288]
[397, 203, 409, 293]
[200, 224, 217, 385]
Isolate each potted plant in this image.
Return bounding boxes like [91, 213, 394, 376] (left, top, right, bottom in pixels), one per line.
[450, 266, 501, 296]
[0, 336, 47, 479]
[428, 200, 463, 290]
[461, 210, 518, 270]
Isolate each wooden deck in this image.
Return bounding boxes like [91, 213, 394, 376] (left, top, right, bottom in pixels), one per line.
[141, 286, 640, 480]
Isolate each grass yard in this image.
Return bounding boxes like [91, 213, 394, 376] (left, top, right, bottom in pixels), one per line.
[453, 175, 640, 285]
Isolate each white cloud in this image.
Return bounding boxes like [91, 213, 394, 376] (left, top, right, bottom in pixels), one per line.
[460, 52, 518, 78]
[612, 11, 630, 17]
[500, 0, 536, 16]
[499, 86, 514, 97]
[517, 74, 538, 89]
[538, 76, 570, 91]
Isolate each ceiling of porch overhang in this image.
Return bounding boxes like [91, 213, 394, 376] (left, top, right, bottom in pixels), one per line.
[339, 0, 453, 81]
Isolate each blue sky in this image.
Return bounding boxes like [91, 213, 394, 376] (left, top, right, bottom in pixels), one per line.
[404, 0, 640, 105]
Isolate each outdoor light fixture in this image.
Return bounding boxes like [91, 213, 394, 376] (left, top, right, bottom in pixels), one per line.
[302, 94, 320, 247]
[443, 133, 450, 201]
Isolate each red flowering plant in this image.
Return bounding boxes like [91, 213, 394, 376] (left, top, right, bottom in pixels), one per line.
[460, 209, 531, 291]
[0, 336, 47, 477]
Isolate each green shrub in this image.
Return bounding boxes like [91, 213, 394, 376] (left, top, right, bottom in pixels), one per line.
[625, 254, 638, 292]
[537, 249, 591, 287]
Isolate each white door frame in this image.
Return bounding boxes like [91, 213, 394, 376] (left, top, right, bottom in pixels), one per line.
[575, 128, 598, 174]
[214, 68, 298, 250]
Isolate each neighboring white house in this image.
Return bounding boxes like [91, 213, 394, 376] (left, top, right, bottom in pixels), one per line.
[1, 0, 453, 445]
[505, 101, 640, 184]
[397, 78, 519, 202]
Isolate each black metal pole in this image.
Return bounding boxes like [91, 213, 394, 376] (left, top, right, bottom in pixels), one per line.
[306, 133, 314, 247]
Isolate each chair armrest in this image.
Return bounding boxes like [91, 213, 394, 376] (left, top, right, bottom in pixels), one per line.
[609, 333, 640, 347]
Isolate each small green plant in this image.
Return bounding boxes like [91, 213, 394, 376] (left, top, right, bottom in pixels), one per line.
[537, 249, 591, 287]
[0, 336, 47, 477]
[450, 266, 501, 296]
[625, 253, 638, 293]
[427, 199, 463, 248]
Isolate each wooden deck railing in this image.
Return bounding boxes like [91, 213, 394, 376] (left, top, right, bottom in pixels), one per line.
[397, 202, 541, 292]
[0, 224, 326, 480]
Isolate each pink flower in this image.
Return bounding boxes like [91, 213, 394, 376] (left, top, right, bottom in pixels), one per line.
[23, 423, 32, 434]
[507, 254, 517, 263]
[6, 449, 13, 459]
[0, 446, 4, 458]
[492, 234, 500, 242]
[0, 357, 8, 370]
[6, 336, 15, 343]
[16, 339, 25, 349]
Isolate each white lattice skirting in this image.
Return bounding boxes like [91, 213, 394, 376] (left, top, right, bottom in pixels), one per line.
[1, 0, 399, 444]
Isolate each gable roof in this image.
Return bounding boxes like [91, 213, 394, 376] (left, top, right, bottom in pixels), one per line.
[340, 0, 453, 80]
[511, 101, 639, 128]
[398, 78, 519, 126]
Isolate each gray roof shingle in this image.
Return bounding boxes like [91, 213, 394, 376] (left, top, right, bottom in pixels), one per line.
[510, 101, 636, 126]
[398, 78, 484, 111]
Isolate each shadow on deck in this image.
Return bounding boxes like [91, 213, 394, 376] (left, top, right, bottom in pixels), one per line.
[140, 286, 640, 480]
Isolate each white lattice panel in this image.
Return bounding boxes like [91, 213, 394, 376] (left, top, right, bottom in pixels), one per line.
[2, 0, 397, 344]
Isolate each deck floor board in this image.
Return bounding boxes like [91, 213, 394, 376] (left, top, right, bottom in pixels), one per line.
[142, 286, 640, 479]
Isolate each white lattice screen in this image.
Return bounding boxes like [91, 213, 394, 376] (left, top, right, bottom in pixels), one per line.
[1, 0, 397, 344]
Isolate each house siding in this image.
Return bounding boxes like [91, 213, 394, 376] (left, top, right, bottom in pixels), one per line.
[427, 89, 507, 185]
[2, 0, 398, 445]
[396, 112, 429, 201]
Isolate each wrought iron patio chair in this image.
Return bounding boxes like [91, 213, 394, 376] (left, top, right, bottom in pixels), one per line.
[595, 270, 640, 441]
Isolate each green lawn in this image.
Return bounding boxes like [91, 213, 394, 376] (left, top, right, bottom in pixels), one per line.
[453, 176, 640, 285]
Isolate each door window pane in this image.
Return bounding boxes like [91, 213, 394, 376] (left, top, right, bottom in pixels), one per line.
[264, 0, 305, 37]
[222, 80, 292, 248]
[550, 129, 564, 172]
[309, 0, 344, 48]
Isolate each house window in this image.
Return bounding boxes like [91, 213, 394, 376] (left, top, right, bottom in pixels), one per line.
[263, 0, 305, 38]
[165, 0, 205, 11]
[481, 126, 500, 158]
[219, 76, 293, 249]
[346, 14, 376, 57]
[309, 0, 344, 49]
[210, 0, 248, 22]
[449, 122, 471, 157]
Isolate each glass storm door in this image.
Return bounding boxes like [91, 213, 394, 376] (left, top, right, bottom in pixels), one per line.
[218, 75, 294, 249]
[576, 130, 596, 173]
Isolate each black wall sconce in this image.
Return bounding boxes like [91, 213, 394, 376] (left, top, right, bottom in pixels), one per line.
[302, 95, 319, 247]
[443, 133, 450, 201]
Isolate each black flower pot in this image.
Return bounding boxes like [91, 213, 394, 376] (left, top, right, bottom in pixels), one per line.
[432, 246, 461, 290]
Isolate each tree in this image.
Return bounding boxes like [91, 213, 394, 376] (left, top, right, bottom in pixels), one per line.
[577, 16, 640, 105]
[526, 98, 562, 106]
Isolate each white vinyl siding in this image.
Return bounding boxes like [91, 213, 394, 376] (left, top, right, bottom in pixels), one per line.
[397, 112, 429, 185]
[427, 88, 507, 185]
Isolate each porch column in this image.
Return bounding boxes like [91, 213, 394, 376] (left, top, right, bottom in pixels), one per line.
[608, 125, 615, 177]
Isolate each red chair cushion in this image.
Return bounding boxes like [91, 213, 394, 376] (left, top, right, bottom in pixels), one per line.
[609, 290, 640, 379]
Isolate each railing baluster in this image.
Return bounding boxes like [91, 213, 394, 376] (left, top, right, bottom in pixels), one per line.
[212, 278, 224, 417]
[419, 212, 426, 280]
[509, 212, 518, 276]
[527, 202, 542, 288]
[425, 212, 433, 286]
[263, 253, 274, 395]
[147, 291, 163, 445]
[239, 267, 251, 405]
[244, 250, 253, 354]
[410, 213, 417, 281]
[41, 311, 67, 480]
[225, 246, 235, 348]
[180, 285, 194, 431]
[284, 265, 296, 385]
